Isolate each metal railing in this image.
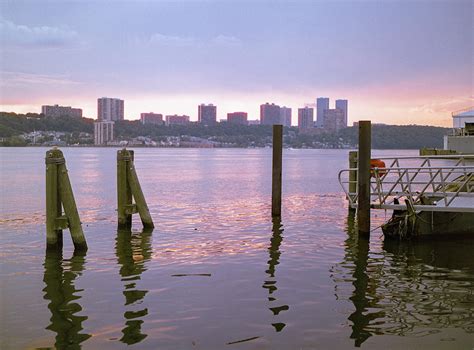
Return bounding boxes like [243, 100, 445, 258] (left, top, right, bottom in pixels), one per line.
[339, 155, 474, 213]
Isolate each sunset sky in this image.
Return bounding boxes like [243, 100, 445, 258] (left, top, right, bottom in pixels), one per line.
[0, 0, 472, 126]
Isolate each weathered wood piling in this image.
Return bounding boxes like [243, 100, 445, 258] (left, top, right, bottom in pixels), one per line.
[45, 148, 87, 251]
[117, 149, 154, 230]
[357, 121, 371, 236]
[272, 125, 283, 217]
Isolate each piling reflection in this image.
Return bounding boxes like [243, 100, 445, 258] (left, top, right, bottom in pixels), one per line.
[333, 212, 474, 346]
[115, 228, 153, 345]
[262, 217, 289, 332]
[42, 250, 91, 349]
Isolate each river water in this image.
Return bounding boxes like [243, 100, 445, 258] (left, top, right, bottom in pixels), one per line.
[0, 147, 473, 349]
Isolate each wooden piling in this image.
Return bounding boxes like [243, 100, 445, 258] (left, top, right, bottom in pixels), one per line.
[58, 162, 88, 251]
[357, 121, 371, 236]
[45, 148, 87, 251]
[45, 149, 63, 249]
[272, 125, 283, 217]
[117, 149, 133, 229]
[348, 151, 358, 211]
[117, 149, 154, 229]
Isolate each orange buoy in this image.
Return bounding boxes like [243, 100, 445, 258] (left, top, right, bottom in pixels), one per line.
[370, 159, 386, 178]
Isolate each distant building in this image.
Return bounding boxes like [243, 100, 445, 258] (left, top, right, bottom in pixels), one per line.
[444, 107, 474, 153]
[41, 104, 82, 118]
[323, 109, 345, 131]
[280, 106, 292, 127]
[98, 97, 124, 121]
[335, 99, 348, 127]
[166, 114, 190, 125]
[94, 121, 114, 145]
[316, 97, 329, 127]
[140, 112, 163, 125]
[198, 104, 217, 125]
[260, 103, 281, 125]
[248, 119, 260, 125]
[298, 107, 314, 129]
[227, 112, 248, 125]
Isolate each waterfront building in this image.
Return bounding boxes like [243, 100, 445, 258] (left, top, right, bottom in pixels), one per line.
[316, 97, 329, 127]
[227, 112, 248, 125]
[41, 104, 82, 118]
[198, 104, 217, 125]
[444, 107, 474, 153]
[166, 114, 190, 125]
[260, 103, 281, 125]
[140, 112, 163, 125]
[335, 99, 348, 127]
[98, 97, 124, 121]
[298, 107, 314, 129]
[94, 121, 114, 145]
[323, 109, 345, 131]
[280, 106, 292, 127]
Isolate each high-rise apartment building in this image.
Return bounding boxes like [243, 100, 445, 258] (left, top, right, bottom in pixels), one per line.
[323, 109, 345, 131]
[41, 104, 82, 118]
[335, 99, 348, 127]
[140, 112, 163, 125]
[166, 114, 190, 125]
[260, 103, 281, 125]
[316, 97, 329, 127]
[280, 106, 292, 127]
[98, 97, 124, 121]
[198, 104, 217, 125]
[227, 112, 248, 125]
[94, 121, 114, 145]
[298, 107, 314, 129]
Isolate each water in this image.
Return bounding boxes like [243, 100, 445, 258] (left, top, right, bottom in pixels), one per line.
[0, 148, 473, 349]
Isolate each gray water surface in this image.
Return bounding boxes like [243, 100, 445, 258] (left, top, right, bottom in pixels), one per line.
[0, 148, 473, 349]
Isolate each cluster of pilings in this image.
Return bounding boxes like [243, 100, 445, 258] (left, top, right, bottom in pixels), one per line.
[45, 122, 372, 252]
[45, 148, 154, 252]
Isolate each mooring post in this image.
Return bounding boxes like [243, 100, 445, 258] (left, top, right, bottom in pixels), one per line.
[58, 161, 88, 251]
[348, 151, 358, 212]
[117, 149, 133, 229]
[357, 121, 371, 236]
[117, 149, 154, 229]
[272, 125, 283, 217]
[45, 148, 87, 251]
[127, 161, 154, 229]
[45, 149, 63, 249]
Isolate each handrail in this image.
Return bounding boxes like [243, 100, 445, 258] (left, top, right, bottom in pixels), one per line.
[339, 155, 474, 213]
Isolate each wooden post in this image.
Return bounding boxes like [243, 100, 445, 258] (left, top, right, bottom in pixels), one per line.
[348, 151, 358, 212]
[357, 121, 371, 236]
[127, 162, 154, 229]
[45, 148, 87, 251]
[117, 149, 133, 229]
[58, 162, 88, 251]
[117, 149, 154, 229]
[272, 125, 283, 217]
[45, 149, 63, 250]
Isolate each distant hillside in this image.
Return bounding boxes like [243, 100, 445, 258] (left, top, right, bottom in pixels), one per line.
[0, 112, 448, 149]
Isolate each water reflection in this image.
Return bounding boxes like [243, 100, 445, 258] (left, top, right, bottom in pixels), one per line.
[262, 218, 289, 332]
[333, 212, 474, 346]
[42, 250, 91, 349]
[115, 228, 153, 345]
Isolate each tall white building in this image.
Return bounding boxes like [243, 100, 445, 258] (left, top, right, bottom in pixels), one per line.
[94, 121, 114, 145]
[98, 97, 124, 121]
[335, 99, 348, 127]
[280, 106, 292, 127]
[316, 97, 329, 127]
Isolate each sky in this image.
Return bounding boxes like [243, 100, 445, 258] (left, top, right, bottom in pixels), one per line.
[0, 0, 472, 126]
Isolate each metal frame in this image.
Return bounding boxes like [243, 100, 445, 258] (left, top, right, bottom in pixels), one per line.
[339, 155, 474, 213]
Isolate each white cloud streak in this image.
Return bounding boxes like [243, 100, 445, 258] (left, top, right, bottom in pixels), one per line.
[0, 19, 78, 48]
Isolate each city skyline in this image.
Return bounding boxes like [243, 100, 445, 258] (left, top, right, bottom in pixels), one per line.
[0, 1, 472, 126]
